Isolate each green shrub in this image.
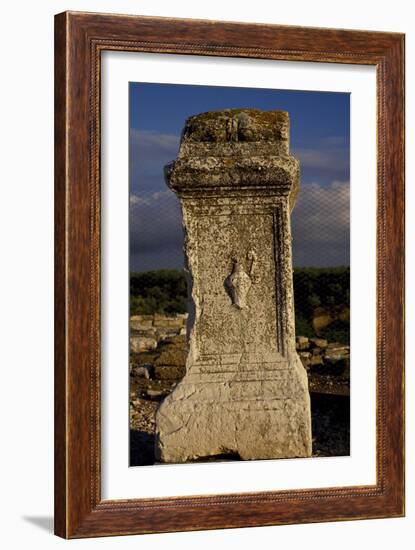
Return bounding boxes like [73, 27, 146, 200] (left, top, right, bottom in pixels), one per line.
[130, 267, 350, 343]
[293, 267, 350, 343]
[130, 270, 187, 316]
[319, 321, 350, 345]
[294, 315, 316, 339]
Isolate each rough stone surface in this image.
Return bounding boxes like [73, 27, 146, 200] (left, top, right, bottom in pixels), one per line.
[312, 306, 350, 335]
[130, 364, 152, 379]
[310, 337, 328, 349]
[154, 365, 186, 381]
[296, 336, 310, 350]
[130, 334, 158, 353]
[155, 109, 312, 462]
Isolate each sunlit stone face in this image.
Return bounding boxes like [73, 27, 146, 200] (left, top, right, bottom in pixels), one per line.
[155, 109, 312, 463]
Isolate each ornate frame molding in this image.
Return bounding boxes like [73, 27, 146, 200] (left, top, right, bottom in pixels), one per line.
[55, 11, 405, 538]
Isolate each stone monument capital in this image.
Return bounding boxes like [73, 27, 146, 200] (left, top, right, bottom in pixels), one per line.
[165, 109, 299, 206]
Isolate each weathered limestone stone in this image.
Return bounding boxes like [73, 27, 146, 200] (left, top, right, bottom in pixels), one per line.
[309, 337, 328, 349]
[155, 109, 312, 462]
[130, 334, 157, 353]
[130, 315, 154, 331]
[296, 336, 310, 351]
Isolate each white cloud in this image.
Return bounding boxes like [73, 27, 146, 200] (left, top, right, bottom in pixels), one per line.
[130, 129, 180, 153]
[130, 189, 182, 254]
[129, 194, 149, 206]
[130, 190, 172, 206]
[292, 147, 348, 172]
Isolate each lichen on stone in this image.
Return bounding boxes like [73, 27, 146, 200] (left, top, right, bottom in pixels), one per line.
[182, 108, 289, 144]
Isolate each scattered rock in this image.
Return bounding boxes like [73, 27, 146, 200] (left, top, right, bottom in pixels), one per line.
[296, 336, 310, 350]
[310, 354, 324, 367]
[130, 335, 158, 353]
[130, 315, 153, 321]
[156, 330, 170, 342]
[130, 350, 158, 366]
[309, 337, 328, 349]
[130, 317, 153, 331]
[130, 364, 153, 379]
[129, 314, 189, 351]
[298, 351, 311, 369]
[159, 334, 187, 347]
[312, 308, 333, 335]
[325, 344, 349, 362]
[154, 348, 187, 368]
[146, 388, 169, 399]
[153, 314, 187, 329]
[312, 306, 350, 335]
[154, 365, 186, 381]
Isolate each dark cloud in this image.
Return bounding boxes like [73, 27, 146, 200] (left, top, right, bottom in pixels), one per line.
[292, 180, 350, 267]
[131, 129, 180, 151]
[293, 148, 348, 171]
[129, 189, 184, 271]
[292, 141, 349, 184]
[130, 247, 184, 272]
[129, 130, 350, 270]
[130, 180, 349, 271]
[129, 129, 180, 194]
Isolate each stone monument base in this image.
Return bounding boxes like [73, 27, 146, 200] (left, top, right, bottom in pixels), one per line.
[155, 353, 312, 463]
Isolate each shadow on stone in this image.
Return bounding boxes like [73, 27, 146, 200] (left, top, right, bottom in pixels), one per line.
[311, 393, 350, 457]
[192, 451, 241, 462]
[130, 429, 156, 466]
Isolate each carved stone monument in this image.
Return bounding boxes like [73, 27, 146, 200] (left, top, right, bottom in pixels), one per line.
[155, 109, 312, 462]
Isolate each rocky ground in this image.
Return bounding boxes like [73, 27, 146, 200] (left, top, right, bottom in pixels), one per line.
[129, 315, 350, 466]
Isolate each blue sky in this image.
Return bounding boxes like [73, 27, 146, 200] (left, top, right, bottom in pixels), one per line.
[129, 82, 350, 271]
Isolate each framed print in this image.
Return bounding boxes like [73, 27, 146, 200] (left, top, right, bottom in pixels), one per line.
[54, 11, 405, 538]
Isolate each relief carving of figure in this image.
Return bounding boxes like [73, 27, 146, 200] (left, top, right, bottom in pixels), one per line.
[225, 258, 252, 309]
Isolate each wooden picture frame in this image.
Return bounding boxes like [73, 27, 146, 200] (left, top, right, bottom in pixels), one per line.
[54, 11, 405, 538]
